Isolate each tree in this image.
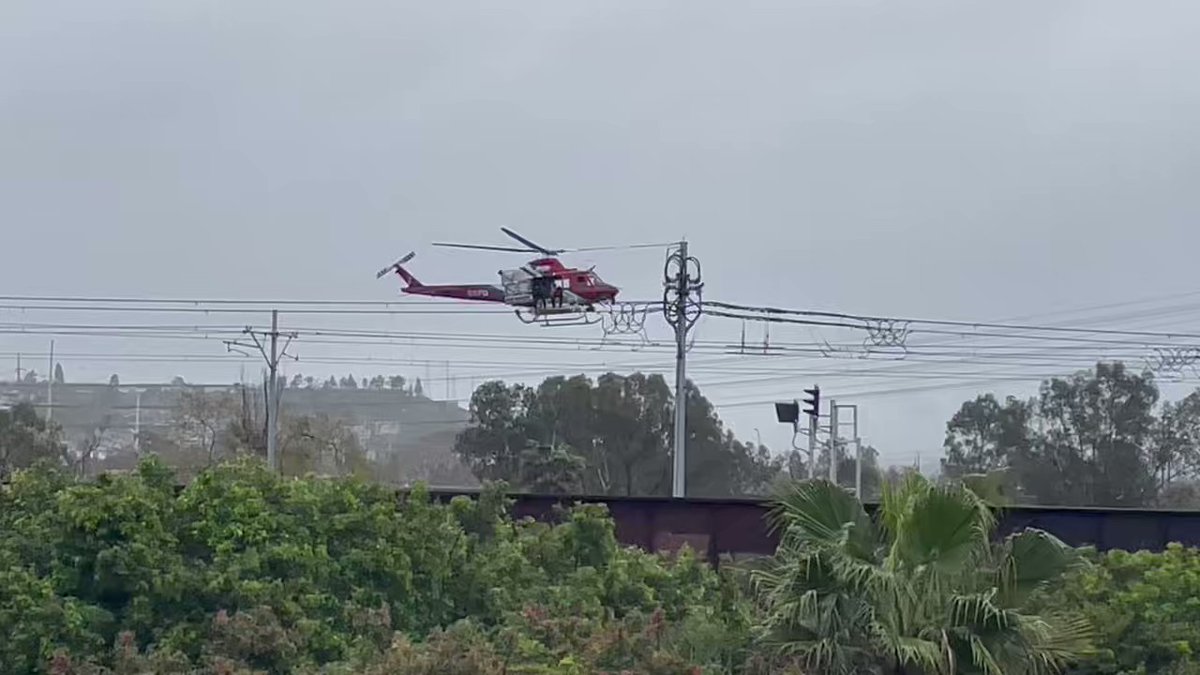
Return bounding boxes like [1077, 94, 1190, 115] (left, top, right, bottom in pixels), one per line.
[71, 418, 111, 478]
[224, 385, 266, 461]
[751, 475, 1093, 674]
[21, 370, 37, 384]
[413, 377, 424, 397]
[368, 375, 386, 390]
[813, 441, 884, 500]
[170, 388, 238, 465]
[941, 394, 1031, 478]
[108, 373, 120, 387]
[519, 442, 586, 493]
[290, 374, 304, 389]
[324, 375, 337, 389]
[0, 402, 65, 478]
[454, 373, 780, 497]
[388, 375, 406, 390]
[53, 363, 65, 384]
[941, 362, 1163, 507]
[340, 374, 359, 389]
[279, 413, 368, 477]
[454, 381, 534, 484]
[1021, 362, 1158, 506]
[1151, 390, 1200, 495]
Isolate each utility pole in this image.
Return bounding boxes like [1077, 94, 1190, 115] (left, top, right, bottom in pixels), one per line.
[663, 241, 702, 498]
[225, 310, 296, 472]
[808, 412, 818, 480]
[14, 353, 22, 383]
[134, 391, 142, 454]
[46, 340, 54, 425]
[828, 398, 839, 484]
[802, 386, 820, 480]
[855, 437, 863, 499]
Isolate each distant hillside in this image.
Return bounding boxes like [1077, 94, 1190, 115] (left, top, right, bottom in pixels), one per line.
[0, 379, 477, 487]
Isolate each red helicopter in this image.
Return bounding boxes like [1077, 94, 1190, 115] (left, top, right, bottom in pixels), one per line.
[376, 228, 622, 324]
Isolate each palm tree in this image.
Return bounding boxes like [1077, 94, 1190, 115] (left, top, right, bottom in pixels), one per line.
[749, 473, 1093, 674]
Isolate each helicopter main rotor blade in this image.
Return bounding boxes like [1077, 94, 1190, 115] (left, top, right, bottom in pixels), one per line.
[500, 227, 559, 256]
[567, 243, 673, 252]
[433, 242, 533, 253]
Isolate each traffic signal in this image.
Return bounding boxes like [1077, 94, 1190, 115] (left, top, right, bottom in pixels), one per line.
[802, 385, 820, 418]
[774, 401, 799, 425]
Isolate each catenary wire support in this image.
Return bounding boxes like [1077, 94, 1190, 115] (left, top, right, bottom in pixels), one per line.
[599, 301, 657, 345]
[663, 241, 703, 498]
[1145, 346, 1200, 380]
[223, 309, 297, 473]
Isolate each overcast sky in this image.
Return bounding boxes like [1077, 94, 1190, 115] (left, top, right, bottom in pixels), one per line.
[3, 0, 1200, 468]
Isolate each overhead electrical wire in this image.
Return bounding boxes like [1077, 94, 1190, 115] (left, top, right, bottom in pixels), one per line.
[705, 300, 1200, 341]
[7, 289, 1200, 407]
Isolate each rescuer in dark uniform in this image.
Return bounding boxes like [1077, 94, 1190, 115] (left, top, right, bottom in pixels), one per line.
[531, 275, 552, 310]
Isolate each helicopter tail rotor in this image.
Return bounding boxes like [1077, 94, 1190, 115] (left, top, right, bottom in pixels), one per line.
[376, 252, 419, 285]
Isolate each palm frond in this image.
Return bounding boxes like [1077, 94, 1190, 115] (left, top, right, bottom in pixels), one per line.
[878, 469, 932, 545]
[996, 528, 1087, 605]
[1015, 611, 1096, 675]
[893, 483, 993, 574]
[876, 632, 948, 674]
[768, 479, 880, 562]
[949, 590, 1019, 634]
[967, 633, 1006, 675]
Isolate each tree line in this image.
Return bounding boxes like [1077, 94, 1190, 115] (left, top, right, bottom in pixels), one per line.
[941, 360, 1200, 507]
[13, 359, 1200, 507]
[452, 372, 798, 497]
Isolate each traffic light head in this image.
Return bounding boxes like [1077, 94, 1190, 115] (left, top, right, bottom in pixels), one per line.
[802, 385, 820, 418]
[774, 401, 800, 425]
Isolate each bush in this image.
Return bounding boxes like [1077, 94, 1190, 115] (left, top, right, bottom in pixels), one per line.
[1038, 543, 1200, 675]
[0, 457, 750, 673]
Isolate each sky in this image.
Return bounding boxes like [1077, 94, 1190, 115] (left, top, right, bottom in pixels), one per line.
[3, 0, 1200, 470]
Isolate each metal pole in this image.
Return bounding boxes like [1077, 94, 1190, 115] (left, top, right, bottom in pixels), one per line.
[671, 240, 689, 499]
[854, 403, 864, 499]
[828, 398, 839, 484]
[807, 411, 817, 480]
[855, 438, 863, 500]
[266, 309, 279, 472]
[46, 340, 54, 425]
[134, 392, 142, 454]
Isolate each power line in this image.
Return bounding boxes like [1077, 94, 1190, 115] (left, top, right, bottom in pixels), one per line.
[706, 300, 1200, 342]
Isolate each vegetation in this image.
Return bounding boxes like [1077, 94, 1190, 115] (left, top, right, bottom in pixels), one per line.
[453, 373, 785, 497]
[941, 361, 1200, 508]
[0, 458, 753, 674]
[2, 455, 1200, 674]
[1034, 544, 1200, 675]
[752, 473, 1093, 674]
[9, 362, 1200, 672]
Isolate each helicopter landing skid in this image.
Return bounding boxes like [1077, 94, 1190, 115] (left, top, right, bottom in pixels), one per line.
[514, 305, 603, 327]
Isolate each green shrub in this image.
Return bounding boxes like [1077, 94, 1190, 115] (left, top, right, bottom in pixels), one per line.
[1039, 543, 1200, 675]
[0, 457, 748, 674]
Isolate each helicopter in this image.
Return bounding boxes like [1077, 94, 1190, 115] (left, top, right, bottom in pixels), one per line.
[376, 227, 622, 324]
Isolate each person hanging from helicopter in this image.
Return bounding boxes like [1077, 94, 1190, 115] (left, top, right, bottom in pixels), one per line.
[551, 280, 565, 309]
[530, 274, 552, 311]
